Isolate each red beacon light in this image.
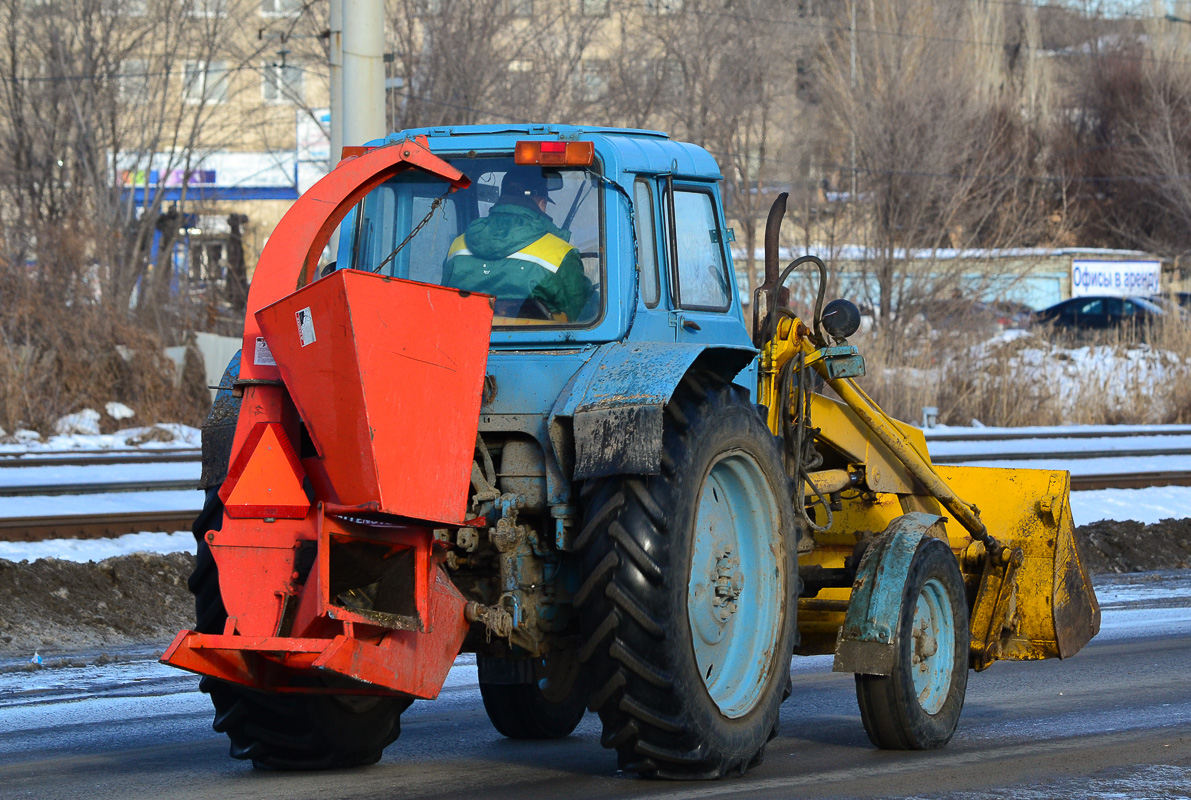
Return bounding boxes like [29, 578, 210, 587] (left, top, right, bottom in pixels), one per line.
[514, 140, 594, 167]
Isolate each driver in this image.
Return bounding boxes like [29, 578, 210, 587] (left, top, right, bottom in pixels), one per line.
[443, 167, 593, 321]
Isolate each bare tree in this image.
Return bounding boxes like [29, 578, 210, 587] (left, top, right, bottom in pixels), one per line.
[593, 1, 805, 298]
[0, 0, 276, 333]
[818, 0, 1065, 328]
[1066, 15, 1191, 259]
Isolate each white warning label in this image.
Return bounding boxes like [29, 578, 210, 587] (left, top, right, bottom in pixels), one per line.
[296, 307, 317, 347]
[253, 337, 276, 366]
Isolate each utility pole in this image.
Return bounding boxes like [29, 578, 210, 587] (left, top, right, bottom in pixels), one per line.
[329, 0, 343, 171]
[329, 0, 385, 163]
[342, 0, 386, 149]
[328, 0, 385, 252]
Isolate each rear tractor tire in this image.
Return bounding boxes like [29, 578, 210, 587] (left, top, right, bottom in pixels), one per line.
[478, 649, 589, 739]
[577, 372, 798, 779]
[189, 487, 411, 770]
[855, 536, 970, 750]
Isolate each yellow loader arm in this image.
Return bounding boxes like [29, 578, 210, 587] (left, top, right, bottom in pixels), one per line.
[759, 313, 1101, 671]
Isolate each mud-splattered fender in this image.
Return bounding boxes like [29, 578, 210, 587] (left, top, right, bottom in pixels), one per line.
[833, 512, 947, 676]
[549, 341, 755, 481]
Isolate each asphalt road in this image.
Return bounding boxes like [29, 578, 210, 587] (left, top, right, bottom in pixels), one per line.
[2, 572, 1190, 800]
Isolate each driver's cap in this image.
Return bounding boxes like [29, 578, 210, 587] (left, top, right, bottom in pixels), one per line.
[501, 168, 556, 204]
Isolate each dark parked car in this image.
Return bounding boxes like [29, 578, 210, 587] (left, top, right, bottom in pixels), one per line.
[1031, 295, 1168, 330]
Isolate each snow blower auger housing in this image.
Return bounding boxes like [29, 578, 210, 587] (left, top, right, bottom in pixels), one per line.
[169, 126, 1099, 777]
[164, 138, 492, 699]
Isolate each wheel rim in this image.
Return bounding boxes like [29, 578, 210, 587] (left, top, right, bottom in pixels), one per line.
[687, 452, 784, 719]
[910, 576, 955, 715]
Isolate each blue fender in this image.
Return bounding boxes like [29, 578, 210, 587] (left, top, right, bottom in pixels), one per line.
[549, 341, 754, 480]
[832, 512, 947, 676]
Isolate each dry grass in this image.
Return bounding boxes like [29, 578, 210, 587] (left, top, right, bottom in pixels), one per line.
[856, 311, 1191, 428]
[0, 286, 209, 436]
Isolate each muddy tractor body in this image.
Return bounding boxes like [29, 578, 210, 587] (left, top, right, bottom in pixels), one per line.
[166, 125, 1100, 778]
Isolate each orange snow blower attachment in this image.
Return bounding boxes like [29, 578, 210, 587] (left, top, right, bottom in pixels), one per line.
[163, 139, 495, 700]
[255, 270, 491, 525]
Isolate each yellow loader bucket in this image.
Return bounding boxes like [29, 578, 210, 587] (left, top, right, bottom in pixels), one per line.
[935, 465, 1101, 670]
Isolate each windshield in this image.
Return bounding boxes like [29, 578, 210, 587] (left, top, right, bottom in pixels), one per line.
[349, 157, 602, 327]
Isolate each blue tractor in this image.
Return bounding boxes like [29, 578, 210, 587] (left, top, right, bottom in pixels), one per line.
[179, 124, 1098, 780]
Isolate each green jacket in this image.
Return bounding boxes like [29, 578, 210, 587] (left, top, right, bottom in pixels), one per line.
[443, 203, 593, 321]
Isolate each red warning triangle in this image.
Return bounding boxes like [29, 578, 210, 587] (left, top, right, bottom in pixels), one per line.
[221, 422, 310, 519]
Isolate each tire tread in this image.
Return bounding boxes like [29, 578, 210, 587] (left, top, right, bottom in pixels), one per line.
[577, 373, 797, 779]
[189, 489, 406, 770]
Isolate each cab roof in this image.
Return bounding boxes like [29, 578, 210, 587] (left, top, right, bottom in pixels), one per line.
[375, 123, 723, 181]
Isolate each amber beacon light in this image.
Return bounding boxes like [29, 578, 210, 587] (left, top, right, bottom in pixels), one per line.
[514, 140, 594, 167]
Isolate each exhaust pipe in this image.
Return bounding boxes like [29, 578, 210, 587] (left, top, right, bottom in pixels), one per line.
[753, 192, 788, 347]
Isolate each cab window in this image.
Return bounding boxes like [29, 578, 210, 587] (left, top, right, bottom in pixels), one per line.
[671, 189, 731, 310]
[350, 156, 603, 327]
[634, 179, 660, 307]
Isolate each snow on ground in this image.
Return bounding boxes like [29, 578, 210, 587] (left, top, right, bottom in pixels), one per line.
[891, 330, 1191, 426]
[0, 489, 204, 519]
[924, 423, 1191, 439]
[0, 424, 200, 454]
[0, 461, 200, 488]
[1071, 486, 1191, 526]
[927, 433, 1191, 458]
[971, 331, 1187, 418]
[0, 531, 195, 563]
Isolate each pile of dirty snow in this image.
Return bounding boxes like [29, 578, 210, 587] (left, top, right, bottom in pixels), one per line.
[1077, 518, 1191, 574]
[0, 552, 195, 657]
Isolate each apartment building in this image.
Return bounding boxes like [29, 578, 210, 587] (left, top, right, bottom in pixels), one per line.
[111, 0, 332, 293]
[108, 0, 806, 302]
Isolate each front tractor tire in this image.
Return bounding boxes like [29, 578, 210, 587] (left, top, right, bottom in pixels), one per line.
[577, 373, 798, 779]
[189, 488, 410, 770]
[855, 536, 970, 750]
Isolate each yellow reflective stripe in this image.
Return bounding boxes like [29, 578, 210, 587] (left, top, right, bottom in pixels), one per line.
[506, 251, 560, 273]
[447, 234, 468, 258]
[515, 234, 575, 274]
[447, 232, 573, 272]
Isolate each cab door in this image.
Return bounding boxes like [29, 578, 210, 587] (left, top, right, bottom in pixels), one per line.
[661, 181, 739, 344]
[625, 176, 672, 342]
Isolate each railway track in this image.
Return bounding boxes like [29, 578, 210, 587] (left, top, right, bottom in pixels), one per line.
[0, 479, 198, 497]
[0, 449, 200, 468]
[0, 510, 200, 542]
[923, 425, 1191, 442]
[1070, 470, 1191, 491]
[932, 447, 1191, 464]
[0, 430, 1189, 543]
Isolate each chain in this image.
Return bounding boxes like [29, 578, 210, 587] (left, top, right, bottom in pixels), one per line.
[371, 187, 450, 275]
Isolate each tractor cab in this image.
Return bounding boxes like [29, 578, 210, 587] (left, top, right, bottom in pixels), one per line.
[346, 153, 603, 326]
[335, 125, 755, 356]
